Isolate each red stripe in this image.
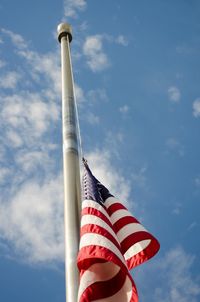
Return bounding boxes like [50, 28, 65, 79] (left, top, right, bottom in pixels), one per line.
[126, 237, 160, 269]
[120, 231, 154, 252]
[106, 202, 126, 216]
[80, 223, 121, 251]
[82, 207, 114, 230]
[113, 216, 139, 233]
[79, 268, 127, 301]
[77, 245, 127, 273]
[79, 269, 139, 302]
[79, 259, 107, 278]
[127, 271, 139, 302]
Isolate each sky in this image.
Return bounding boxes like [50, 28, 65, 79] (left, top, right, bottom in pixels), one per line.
[0, 0, 200, 301]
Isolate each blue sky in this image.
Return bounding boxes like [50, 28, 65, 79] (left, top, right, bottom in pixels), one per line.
[0, 0, 200, 301]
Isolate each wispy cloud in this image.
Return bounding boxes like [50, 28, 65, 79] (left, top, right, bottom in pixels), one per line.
[1, 28, 27, 49]
[5, 129, 24, 148]
[193, 98, 200, 117]
[0, 175, 64, 263]
[176, 44, 197, 55]
[154, 247, 200, 302]
[15, 149, 55, 174]
[86, 149, 131, 203]
[165, 137, 185, 157]
[0, 167, 11, 184]
[116, 35, 129, 46]
[74, 83, 86, 104]
[64, 0, 87, 18]
[168, 86, 181, 103]
[75, 84, 109, 106]
[87, 112, 100, 125]
[132, 166, 147, 189]
[18, 50, 61, 96]
[172, 202, 182, 215]
[0, 71, 21, 89]
[0, 59, 6, 68]
[1, 92, 59, 146]
[195, 176, 200, 187]
[0, 29, 63, 264]
[103, 33, 129, 47]
[83, 35, 110, 72]
[87, 88, 108, 103]
[187, 221, 197, 232]
[119, 105, 129, 114]
[135, 246, 200, 302]
[1, 28, 61, 96]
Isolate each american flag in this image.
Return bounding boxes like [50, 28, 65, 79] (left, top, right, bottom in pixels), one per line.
[77, 160, 160, 301]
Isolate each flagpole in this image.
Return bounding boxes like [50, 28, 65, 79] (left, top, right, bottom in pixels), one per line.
[57, 23, 81, 302]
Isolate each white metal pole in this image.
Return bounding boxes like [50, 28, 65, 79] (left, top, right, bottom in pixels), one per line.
[57, 23, 81, 302]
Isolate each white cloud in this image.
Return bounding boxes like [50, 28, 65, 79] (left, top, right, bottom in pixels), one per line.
[172, 202, 182, 215]
[135, 246, 200, 302]
[0, 71, 21, 89]
[87, 88, 108, 103]
[64, 0, 87, 18]
[119, 105, 129, 114]
[103, 33, 129, 47]
[103, 131, 125, 160]
[18, 49, 61, 96]
[0, 176, 64, 263]
[187, 221, 197, 231]
[78, 21, 89, 32]
[0, 29, 64, 264]
[83, 35, 110, 72]
[165, 137, 185, 157]
[154, 247, 200, 302]
[132, 166, 147, 188]
[5, 129, 23, 148]
[166, 138, 178, 148]
[85, 149, 131, 203]
[1, 28, 27, 49]
[168, 86, 181, 103]
[1, 92, 59, 145]
[15, 150, 53, 174]
[74, 86, 109, 108]
[116, 35, 129, 46]
[0, 59, 6, 68]
[193, 98, 200, 117]
[82, 33, 129, 74]
[87, 112, 100, 125]
[74, 83, 85, 103]
[2, 28, 61, 97]
[0, 145, 6, 162]
[0, 167, 11, 184]
[176, 45, 195, 55]
[195, 176, 200, 187]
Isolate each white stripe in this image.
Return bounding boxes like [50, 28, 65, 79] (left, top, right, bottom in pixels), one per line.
[93, 275, 132, 302]
[78, 262, 120, 300]
[117, 223, 147, 243]
[82, 199, 110, 220]
[81, 214, 120, 245]
[110, 209, 131, 225]
[79, 233, 126, 266]
[124, 239, 151, 260]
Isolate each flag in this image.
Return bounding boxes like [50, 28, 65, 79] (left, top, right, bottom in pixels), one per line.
[77, 160, 160, 301]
